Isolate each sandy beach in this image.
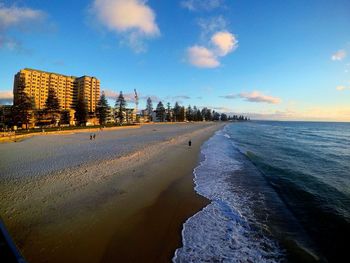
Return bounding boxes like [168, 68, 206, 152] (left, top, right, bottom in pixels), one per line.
[0, 122, 223, 263]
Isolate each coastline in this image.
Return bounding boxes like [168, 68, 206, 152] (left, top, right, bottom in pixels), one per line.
[0, 123, 224, 262]
[101, 124, 216, 262]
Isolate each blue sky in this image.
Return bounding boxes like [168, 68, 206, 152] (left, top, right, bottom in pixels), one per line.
[0, 0, 349, 121]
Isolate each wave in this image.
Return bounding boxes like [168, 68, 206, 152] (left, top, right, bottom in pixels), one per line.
[221, 121, 350, 262]
[173, 130, 285, 263]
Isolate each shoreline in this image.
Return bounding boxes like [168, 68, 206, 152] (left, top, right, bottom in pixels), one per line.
[0, 123, 224, 262]
[101, 127, 215, 262]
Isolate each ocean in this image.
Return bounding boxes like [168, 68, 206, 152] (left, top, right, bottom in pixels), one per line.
[174, 121, 350, 263]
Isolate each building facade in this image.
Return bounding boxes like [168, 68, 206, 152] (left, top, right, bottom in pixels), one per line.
[13, 68, 100, 113]
[74, 76, 100, 113]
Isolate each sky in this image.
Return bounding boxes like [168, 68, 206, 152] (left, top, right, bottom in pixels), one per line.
[0, 0, 350, 121]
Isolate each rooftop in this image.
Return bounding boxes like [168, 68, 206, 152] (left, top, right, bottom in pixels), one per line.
[21, 68, 98, 80]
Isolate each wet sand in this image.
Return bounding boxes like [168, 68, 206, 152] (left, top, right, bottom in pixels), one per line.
[0, 123, 222, 262]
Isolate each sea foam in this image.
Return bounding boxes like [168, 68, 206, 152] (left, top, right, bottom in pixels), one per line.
[173, 129, 285, 262]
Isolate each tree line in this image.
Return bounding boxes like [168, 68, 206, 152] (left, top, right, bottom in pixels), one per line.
[96, 91, 250, 124]
[3, 88, 250, 129]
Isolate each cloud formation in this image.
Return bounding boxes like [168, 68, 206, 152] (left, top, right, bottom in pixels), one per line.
[167, 95, 191, 100]
[336, 85, 350, 91]
[0, 91, 13, 105]
[331, 49, 347, 61]
[181, 0, 224, 11]
[104, 89, 165, 104]
[220, 94, 237, 99]
[212, 106, 232, 112]
[0, 4, 46, 30]
[103, 89, 136, 102]
[211, 31, 238, 56]
[240, 91, 281, 104]
[164, 95, 191, 104]
[0, 3, 46, 51]
[187, 45, 219, 68]
[140, 95, 161, 103]
[221, 91, 281, 104]
[187, 31, 237, 68]
[91, 0, 160, 52]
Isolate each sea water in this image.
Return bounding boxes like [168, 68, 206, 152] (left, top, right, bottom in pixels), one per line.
[174, 121, 350, 263]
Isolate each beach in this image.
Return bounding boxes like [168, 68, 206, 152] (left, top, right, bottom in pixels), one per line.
[0, 122, 222, 263]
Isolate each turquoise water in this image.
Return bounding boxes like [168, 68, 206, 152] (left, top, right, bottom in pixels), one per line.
[175, 121, 350, 262]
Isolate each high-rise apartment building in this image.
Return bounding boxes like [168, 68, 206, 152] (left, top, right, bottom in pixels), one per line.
[74, 76, 100, 113]
[13, 68, 100, 113]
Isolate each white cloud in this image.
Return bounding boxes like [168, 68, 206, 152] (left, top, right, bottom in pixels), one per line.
[211, 31, 237, 56]
[0, 90, 13, 104]
[331, 49, 347, 61]
[336, 85, 350, 91]
[0, 4, 46, 30]
[0, 3, 46, 51]
[220, 91, 281, 104]
[91, 0, 160, 52]
[187, 45, 220, 68]
[239, 91, 281, 104]
[187, 31, 237, 68]
[181, 0, 224, 11]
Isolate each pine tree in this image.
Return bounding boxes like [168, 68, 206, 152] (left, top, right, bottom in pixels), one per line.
[146, 97, 153, 121]
[14, 86, 33, 129]
[196, 109, 203, 121]
[179, 106, 185, 122]
[166, 102, 171, 122]
[75, 97, 88, 125]
[213, 111, 220, 121]
[115, 91, 127, 124]
[201, 107, 212, 121]
[96, 92, 109, 125]
[186, 105, 193, 121]
[156, 101, 166, 122]
[193, 106, 198, 121]
[173, 102, 181, 122]
[45, 88, 61, 125]
[220, 113, 228, 121]
[206, 108, 213, 121]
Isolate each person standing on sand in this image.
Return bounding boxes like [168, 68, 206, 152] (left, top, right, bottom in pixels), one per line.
[188, 140, 192, 147]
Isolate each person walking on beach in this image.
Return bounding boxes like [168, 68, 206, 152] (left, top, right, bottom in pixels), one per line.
[188, 140, 192, 147]
[93, 134, 96, 140]
[90, 134, 93, 140]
